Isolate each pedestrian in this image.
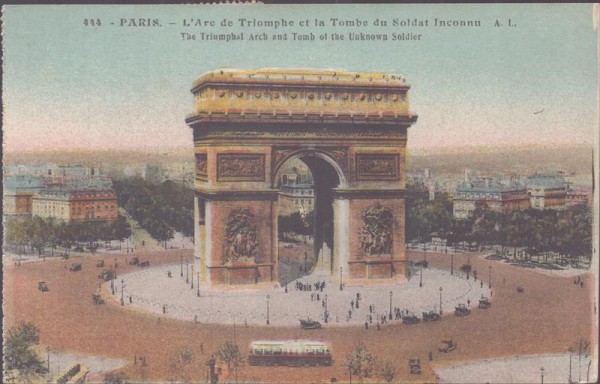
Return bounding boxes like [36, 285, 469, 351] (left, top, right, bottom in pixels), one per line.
[365, 321, 368, 330]
[200, 343, 204, 354]
[317, 293, 320, 301]
[163, 304, 166, 314]
[429, 351, 433, 361]
[481, 281, 483, 288]
[377, 322, 381, 331]
[129, 295, 133, 304]
[351, 300, 354, 309]
[580, 281, 584, 288]
[194, 315, 197, 323]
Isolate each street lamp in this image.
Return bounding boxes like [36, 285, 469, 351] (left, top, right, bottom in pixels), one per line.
[285, 272, 288, 293]
[197, 271, 201, 297]
[451, 253, 454, 275]
[191, 265, 194, 289]
[419, 264, 423, 287]
[439, 287, 443, 315]
[180, 255, 183, 277]
[389, 291, 393, 320]
[121, 279, 125, 306]
[424, 243, 427, 263]
[266, 295, 270, 325]
[339, 267, 343, 291]
[489, 265, 492, 289]
[186, 260, 189, 283]
[540, 366, 545, 384]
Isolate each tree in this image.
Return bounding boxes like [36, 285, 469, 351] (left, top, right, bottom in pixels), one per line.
[103, 372, 129, 384]
[379, 359, 396, 384]
[3, 322, 47, 383]
[345, 343, 375, 384]
[217, 341, 244, 383]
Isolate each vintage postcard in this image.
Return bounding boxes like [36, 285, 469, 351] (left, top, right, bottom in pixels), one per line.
[2, 3, 598, 384]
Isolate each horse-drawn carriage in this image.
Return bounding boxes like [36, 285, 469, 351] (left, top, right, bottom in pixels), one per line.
[299, 319, 322, 329]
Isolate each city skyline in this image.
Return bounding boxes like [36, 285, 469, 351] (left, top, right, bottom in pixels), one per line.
[2, 4, 598, 153]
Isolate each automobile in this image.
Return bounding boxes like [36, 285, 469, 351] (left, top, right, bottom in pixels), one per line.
[454, 304, 471, 317]
[139, 260, 150, 267]
[414, 260, 429, 268]
[69, 263, 82, 272]
[422, 310, 441, 322]
[438, 338, 457, 353]
[92, 293, 105, 305]
[98, 269, 114, 281]
[478, 297, 492, 309]
[402, 314, 421, 325]
[38, 281, 49, 292]
[96, 259, 105, 268]
[460, 264, 472, 272]
[409, 359, 421, 374]
[284, 243, 295, 249]
[299, 319, 322, 329]
[517, 287, 525, 293]
[129, 257, 140, 265]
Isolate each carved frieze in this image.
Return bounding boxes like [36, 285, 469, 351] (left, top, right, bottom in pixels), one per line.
[360, 204, 394, 257]
[224, 208, 258, 264]
[356, 154, 400, 180]
[217, 154, 265, 181]
[195, 153, 208, 180]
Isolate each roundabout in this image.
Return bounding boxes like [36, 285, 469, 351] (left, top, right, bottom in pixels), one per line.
[4, 249, 594, 383]
[118, 264, 491, 327]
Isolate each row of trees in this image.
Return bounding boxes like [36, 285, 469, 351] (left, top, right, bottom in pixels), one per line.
[5, 215, 132, 257]
[278, 211, 315, 241]
[113, 177, 194, 247]
[406, 194, 593, 262]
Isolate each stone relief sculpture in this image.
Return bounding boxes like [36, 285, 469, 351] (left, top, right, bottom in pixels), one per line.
[224, 208, 259, 264]
[356, 154, 399, 180]
[195, 153, 207, 179]
[360, 204, 394, 257]
[217, 154, 265, 181]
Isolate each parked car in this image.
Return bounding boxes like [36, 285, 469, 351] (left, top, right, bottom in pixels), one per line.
[299, 319, 322, 329]
[478, 297, 492, 309]
[438, 338, 457, 353]
[69, 263, 82, 272]
[422, 310, 441, 322]
[454, 304, 471, 316]
[402, 314, 421, 325]
[38, 281, 49, 292]
[96, 259, 105, 268]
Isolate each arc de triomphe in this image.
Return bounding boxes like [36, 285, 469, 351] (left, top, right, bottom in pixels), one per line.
[186, 68, 418, 286]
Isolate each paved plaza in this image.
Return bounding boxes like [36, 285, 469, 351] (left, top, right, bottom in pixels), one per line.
[114, 264, 491, 327]
[435, 353, 595, 383]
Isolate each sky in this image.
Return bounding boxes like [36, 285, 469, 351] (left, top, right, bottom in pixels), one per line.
[2, 4, 598, 153]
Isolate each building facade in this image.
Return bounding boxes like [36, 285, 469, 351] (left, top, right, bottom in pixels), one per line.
[525, 174, 568, 210]
[32, 188, 118, 222]
[453, 181, 530, 219]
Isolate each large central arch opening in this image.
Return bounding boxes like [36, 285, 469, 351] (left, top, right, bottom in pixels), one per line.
[275, 153, 342, 284]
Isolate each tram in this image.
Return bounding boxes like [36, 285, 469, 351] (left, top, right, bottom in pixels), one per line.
[248, 340, 332, 367]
